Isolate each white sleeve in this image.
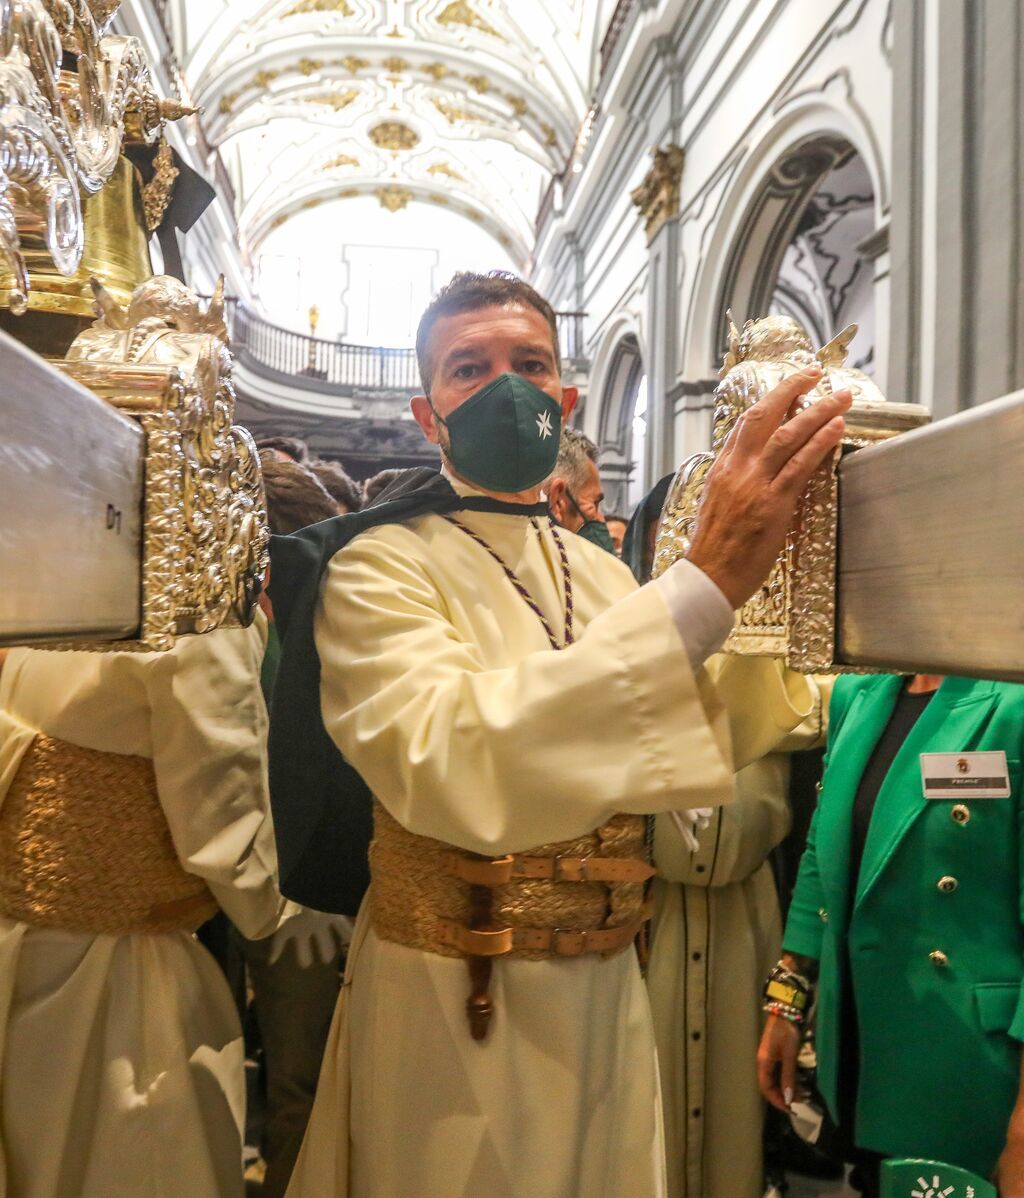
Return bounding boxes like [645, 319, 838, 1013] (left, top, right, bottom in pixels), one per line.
[144, 619, 291, 939]
[651, 559, 735, 670]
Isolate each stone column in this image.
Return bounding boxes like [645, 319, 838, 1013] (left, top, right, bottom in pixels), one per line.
[889, 0, 1024, 415]
[631, 144, 685, 485]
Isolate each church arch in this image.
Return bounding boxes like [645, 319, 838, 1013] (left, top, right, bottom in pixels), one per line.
[584, 324, 646, 515]
[683, 99, 886, 382]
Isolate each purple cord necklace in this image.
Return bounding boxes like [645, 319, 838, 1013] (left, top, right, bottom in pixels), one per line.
[442, 515, 575, 650]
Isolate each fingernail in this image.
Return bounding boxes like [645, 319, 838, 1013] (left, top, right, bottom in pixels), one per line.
[802, 366, 822, 377]
[783, 1087, 794, 1108]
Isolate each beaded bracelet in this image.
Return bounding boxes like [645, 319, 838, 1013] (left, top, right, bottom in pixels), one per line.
[764, 998, 807, 1026]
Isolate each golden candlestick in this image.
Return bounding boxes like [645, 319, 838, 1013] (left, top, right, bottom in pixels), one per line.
[307, 304, 319, 372]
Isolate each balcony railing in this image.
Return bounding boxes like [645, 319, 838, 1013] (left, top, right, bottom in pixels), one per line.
[226, 302, 588, 393]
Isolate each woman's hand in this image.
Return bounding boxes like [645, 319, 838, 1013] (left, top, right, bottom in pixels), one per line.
[996, 1134, 1024, 1196]
[757, 1013, 802, 1112]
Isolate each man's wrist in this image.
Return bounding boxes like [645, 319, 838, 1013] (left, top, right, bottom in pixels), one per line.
[652, 559, 734, 671]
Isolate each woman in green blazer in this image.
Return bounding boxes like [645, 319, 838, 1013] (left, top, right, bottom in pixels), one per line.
[758, 673, 1024, 1194]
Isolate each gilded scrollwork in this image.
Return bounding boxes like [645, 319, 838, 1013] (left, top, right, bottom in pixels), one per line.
[59, 276, 269, 651]
[653, 313, 931, 674]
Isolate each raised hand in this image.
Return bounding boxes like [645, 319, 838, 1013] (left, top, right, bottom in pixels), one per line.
[686, 367, 851, 611]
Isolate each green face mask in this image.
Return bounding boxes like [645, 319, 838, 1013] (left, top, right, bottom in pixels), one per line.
[432, 372, 562, 493]
[565, 487, 617, 555]
[575, 518, 617, 555]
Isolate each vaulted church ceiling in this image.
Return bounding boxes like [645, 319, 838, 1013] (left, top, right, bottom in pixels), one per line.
[171, 0, 616, 266]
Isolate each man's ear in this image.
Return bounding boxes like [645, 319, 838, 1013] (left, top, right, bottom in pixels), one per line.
[560, 386, 579, 422]
[411, 394, 439, 444]
[547, 477, 569, 521]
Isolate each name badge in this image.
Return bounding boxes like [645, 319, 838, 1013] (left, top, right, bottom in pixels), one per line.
[921, 751, 1011, 799]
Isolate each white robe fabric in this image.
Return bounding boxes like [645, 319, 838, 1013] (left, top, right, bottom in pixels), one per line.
[647, 671, 828, 1198]
[287, 500, 815, 1198]
[0, 620, 290, 1198]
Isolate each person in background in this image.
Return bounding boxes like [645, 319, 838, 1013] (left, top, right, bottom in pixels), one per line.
[547, 426, 615, 553]
[625, 477, 830, 1198]
[605, 513, 628, 556]
[759, 673, 1024, 1195]
[621, 473, 674, 582]
[309, 460, 364, 515]
[246, 453, 352, 1198]
[0, 612, 295, 1198]
[256, 435, 311, 464]
[363, 467, 409, 505]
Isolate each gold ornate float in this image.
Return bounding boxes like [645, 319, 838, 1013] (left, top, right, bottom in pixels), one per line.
[652, 315, 930, 673]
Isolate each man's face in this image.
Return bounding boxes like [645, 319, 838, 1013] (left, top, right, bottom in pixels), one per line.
[411, 304, 578, 457]
[605, 517, 627, 556]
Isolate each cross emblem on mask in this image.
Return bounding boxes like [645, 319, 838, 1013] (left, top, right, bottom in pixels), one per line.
[536, 411, 554, 439]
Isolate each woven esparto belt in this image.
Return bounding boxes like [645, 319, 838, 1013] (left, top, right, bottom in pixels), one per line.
[370, 801, 653, 1039]
[0, 733, 217, 935]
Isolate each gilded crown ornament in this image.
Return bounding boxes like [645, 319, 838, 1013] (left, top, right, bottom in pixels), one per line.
[652, 313, 930, 673]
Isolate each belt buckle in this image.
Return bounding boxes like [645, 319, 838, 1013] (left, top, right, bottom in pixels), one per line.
[552, 927, 587, 956]
[554, 854, 590, 882]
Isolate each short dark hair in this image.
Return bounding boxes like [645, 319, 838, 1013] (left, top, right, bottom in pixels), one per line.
[259, 452, 338, 534]
[309, 460, 363, 512]
[363, 467, 409, 505]
[255, 435, 310, 464]
[415, 271, 560, 394]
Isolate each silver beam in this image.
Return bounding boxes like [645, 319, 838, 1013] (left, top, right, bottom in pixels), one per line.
[837, 389, 1024, 680]
[0, 330, 143, 644]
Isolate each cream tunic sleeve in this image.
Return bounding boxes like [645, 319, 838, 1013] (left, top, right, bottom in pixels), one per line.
[315, 525, 741, 858]
[142, 621, 290, 939]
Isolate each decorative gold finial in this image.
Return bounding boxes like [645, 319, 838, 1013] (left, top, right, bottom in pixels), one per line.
[630, 144, 685, 243]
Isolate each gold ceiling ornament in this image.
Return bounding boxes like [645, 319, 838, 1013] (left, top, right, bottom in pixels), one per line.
[269, 212, 289, 230]
[424, 62, 449, 80]
[304, 90, 360, 111]
[142, 139, 179, 233]
[540, 122, 558, 148]
[427, 161, 465, 181]
[464, 74, 490, 93]
[254, 68, 281, 88]
[219, 90, 240, 114]
[382, 56, 410, 74]
[340, 55, 371, 74]
[297, 57, 323, 76]
[0, 0, 183, 313]
[505, 93, 528, 116]
[321, 153, 360, 170]
[432, 96, 493, 126]
[376, 185, 412, 212]
[630, 143, 684, 242]
[285, 0, 355, 16]
[59, 277, 269, 650]
[369, 120, 420, 151]
[436, 1, 503, 40]
[653, 314, 929, 674]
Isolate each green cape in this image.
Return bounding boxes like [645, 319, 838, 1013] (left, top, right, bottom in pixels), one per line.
[267, 468, 548, 914]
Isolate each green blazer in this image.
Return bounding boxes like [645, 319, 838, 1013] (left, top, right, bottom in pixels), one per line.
[785, 674, 1024, 1174]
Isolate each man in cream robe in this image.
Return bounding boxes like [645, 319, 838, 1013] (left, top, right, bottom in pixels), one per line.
[0, 618, 293, 1198]
[647, 671, 830, 1198]
[282, 273, 851, 1198]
